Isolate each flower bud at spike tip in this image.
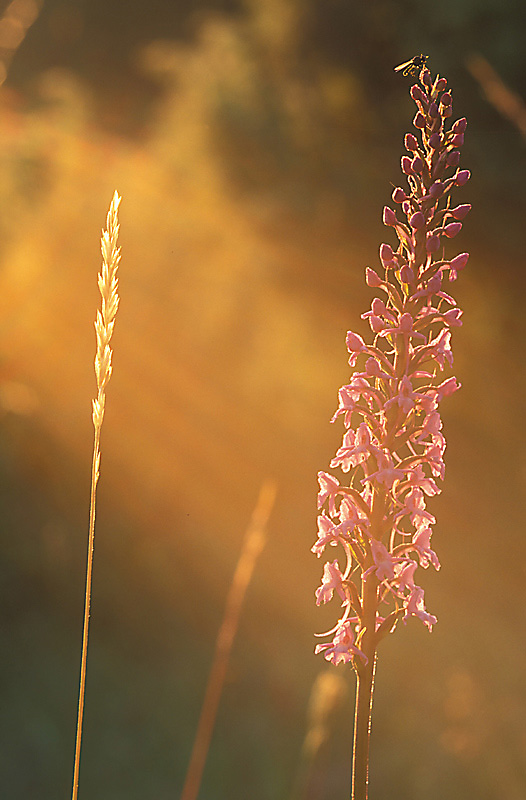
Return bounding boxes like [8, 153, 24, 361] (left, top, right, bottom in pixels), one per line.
[449, 252, 469, 279]
[410, 84, 427, 104]
[452, 204, 471, 220]
[401, 156, 413, 175]
[365, 357, 382, 377]
[451, 252, 469, 269]
[429, 181, 444, 198]
[455, 169, 471, 186]
[422, 69, 432, 87]
[404, 133, 419, 151]
[400, 266, 414, 284]
[380, 243, 394, 264]
[369, 315, 385, 333]
[365, 267, 382, 287]
[410, 211, 425, 230]
[392, 187, 407, 203]
[426, 234, 440, 253]
[371, 298, 385, 315]
[383, 206, 397, 226]
[452, 118, 468, 133]
[444, 222, 462, 238]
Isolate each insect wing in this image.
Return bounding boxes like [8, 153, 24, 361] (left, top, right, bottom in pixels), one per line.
[394, 59, 413, 73]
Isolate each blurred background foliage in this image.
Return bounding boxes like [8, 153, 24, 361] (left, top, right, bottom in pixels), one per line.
[0, 0, 525, 798]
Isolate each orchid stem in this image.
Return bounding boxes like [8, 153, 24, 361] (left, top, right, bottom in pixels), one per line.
[351, 650, 376, 800]
[351, 574, 378, 800]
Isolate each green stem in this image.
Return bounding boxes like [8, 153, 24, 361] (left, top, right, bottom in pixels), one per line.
[351, 572, 379, 800]
[351, 651, 377, 800]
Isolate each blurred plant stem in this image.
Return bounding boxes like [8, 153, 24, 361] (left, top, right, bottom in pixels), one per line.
[291, 668, 348, 800]
[180, 479, 276, 800]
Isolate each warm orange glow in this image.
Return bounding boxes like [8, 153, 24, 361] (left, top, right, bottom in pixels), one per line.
[0, 8, 524, 799]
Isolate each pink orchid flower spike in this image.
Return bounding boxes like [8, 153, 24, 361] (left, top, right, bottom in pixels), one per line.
[312, 62, 469, 800]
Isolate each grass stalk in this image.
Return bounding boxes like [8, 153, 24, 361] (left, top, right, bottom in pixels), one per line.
[180, 479, 277, 800]
[71, 191, 122, 800]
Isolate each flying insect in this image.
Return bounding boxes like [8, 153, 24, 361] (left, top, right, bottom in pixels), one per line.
[394, 54, 429, 77]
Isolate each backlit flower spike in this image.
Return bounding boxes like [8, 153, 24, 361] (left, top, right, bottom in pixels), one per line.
[313, 68, 469, 787]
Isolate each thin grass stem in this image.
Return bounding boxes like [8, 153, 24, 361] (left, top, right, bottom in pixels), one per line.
[71, 191, 121, 800]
